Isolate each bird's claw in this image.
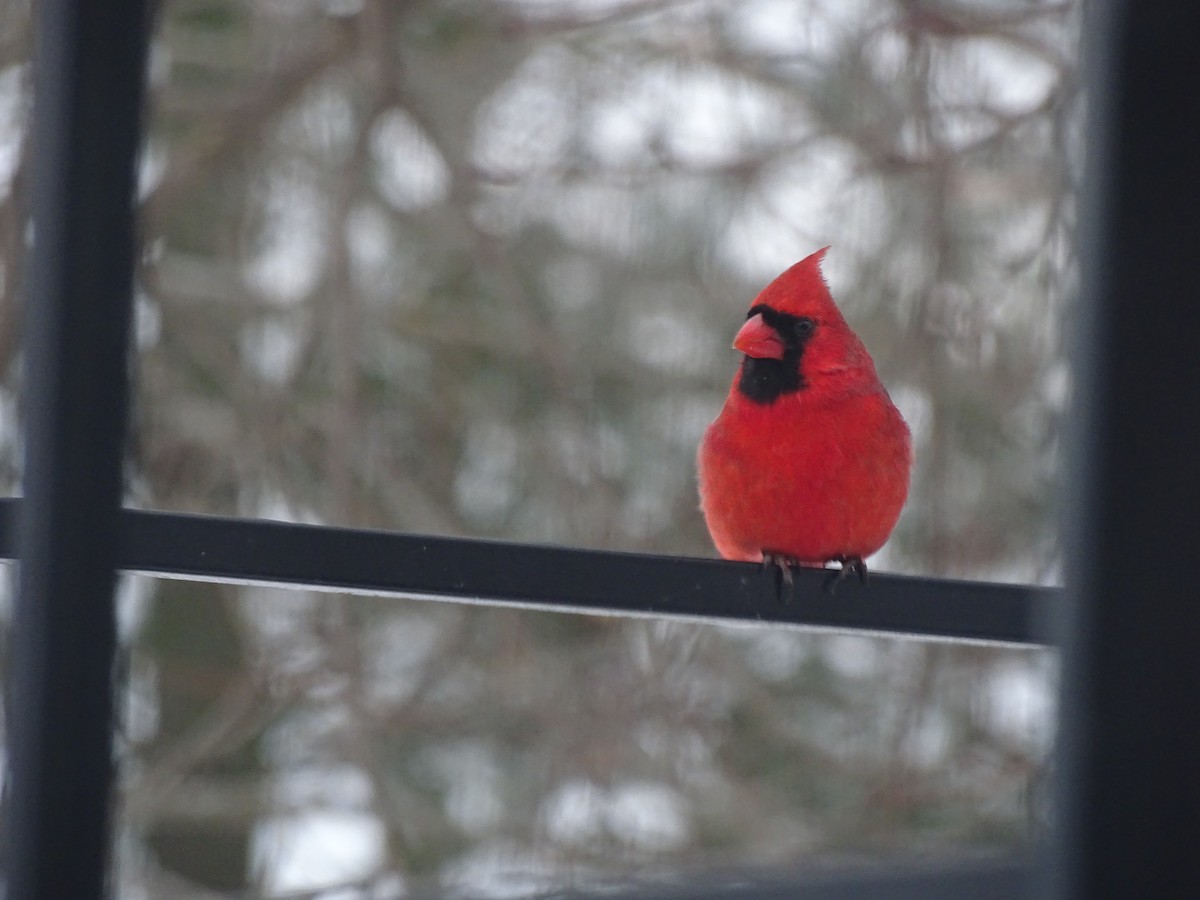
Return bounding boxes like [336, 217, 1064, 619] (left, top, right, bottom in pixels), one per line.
[824, 555, 868, 595]
[762, 552, 798, 604]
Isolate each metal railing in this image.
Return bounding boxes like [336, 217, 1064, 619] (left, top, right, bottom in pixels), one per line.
[0, 501, 1047, 646]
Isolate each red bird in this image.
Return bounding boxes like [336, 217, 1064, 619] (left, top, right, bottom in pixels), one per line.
[697, 248, 912, 587]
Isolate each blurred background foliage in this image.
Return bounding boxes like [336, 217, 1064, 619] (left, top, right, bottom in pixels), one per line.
[0, 0, 1075, 896]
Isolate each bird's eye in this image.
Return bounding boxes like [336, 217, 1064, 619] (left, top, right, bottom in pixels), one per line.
[794, 317, 816, 337]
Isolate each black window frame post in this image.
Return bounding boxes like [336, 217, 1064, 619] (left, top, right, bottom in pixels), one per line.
[1048, 3, 1200, 898]
[7, 0, 150, 897]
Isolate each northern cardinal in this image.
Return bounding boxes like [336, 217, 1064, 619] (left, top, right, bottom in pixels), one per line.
[697, 248, 912, 589]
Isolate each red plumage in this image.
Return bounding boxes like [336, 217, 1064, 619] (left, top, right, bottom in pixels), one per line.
[697, 248, 912, 570]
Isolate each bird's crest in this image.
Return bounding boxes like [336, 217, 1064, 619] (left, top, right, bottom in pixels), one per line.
[750, 246, 841, 323]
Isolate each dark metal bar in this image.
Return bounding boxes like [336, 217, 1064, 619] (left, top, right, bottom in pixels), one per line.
[0, 499, 1049, 645]
[7, 0, 149, 897]
[548, 854, 1030, 900]
[1049, 2, 1200, 899]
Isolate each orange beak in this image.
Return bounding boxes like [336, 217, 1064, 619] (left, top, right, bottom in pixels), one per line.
[733, 313, 785, 360]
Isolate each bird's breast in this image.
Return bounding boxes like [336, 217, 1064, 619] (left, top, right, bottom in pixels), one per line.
[697, 390, 911, 564]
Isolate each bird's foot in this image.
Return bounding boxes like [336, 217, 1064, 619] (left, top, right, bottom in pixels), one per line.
[761, 552, 799, 604]
[824, 555, 868, 595]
